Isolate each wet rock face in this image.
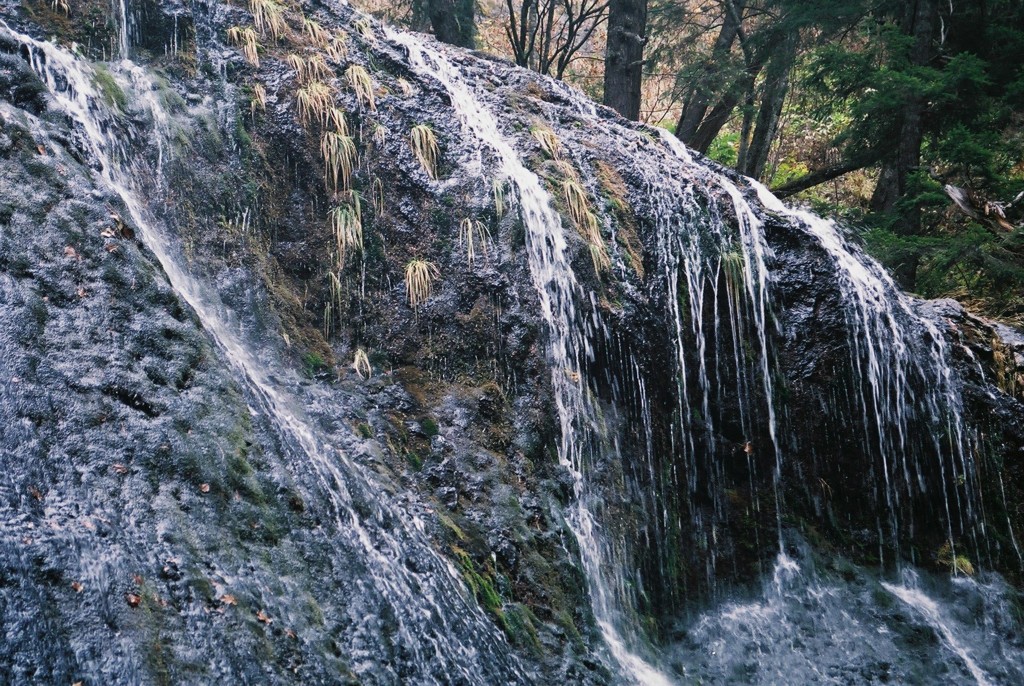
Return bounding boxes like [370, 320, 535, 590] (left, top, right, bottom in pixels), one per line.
[3, 0, 1024, 682]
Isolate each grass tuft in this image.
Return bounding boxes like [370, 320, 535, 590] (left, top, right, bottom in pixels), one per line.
[410, 124, 439, 180]
[325, 30, 349, 62]
[321, 131, 357, 193]
[227, 26, 260, 67]
[251, 83, 267, 114]
[303, 18, 329, 46]
[405, 259, 440, 309]
[286, 53, 331, 84]
[325, 107, 349, 136]
[562, 178, 609, 272]
[493, 180, 506, 219]
[531, 125, 560, 159]
[346, 65, 376, 111]
[330, 193, 363, 264]
[249, 0, 286, 40]
[459, 218, 492, 266]
[295, 81, 333, 126]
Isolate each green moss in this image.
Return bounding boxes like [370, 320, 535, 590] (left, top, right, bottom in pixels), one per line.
[302, 351, 329, 378]
[356, 422, 373, 439]
[93, 65, 128, 111]
[420, 417, 439, 437]
[405, 450, 423, 471]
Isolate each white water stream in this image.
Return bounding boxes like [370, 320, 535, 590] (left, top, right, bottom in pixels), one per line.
[2, 19, 527, 685]
[386, 28, 675, 686]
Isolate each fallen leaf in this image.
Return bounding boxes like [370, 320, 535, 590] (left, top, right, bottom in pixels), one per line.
[256, 609, 272, 625]
[285, 628, 296, 639]
[101, 227, 116, 238]
[71, 581, 84, 593]
[743, 441, 754, 455]
[76, 286, 87, 298]
[28, 486, 43, 502]
[220, 594, 237, 606]
[104, 243, 119, 254]
[36, 144, 46, 155]
[112, 463, 128, 475]
[126, 593, 141, 607]
[131, 574, 143, 585]
[199, 483, 210, 494]
[63, 246, 78, 259]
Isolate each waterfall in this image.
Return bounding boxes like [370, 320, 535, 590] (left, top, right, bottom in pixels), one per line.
[386, 28, 676, 686]
[2, 20, 529, 685]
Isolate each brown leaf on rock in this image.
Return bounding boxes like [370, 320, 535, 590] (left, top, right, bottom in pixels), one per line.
[71, 581, 84, 593]
[199, 483, 210, 494]
[256, 609, 272, 624]
[112, 463, 128, 475]
[63, 246, 78, 259]
[220, 594, 237, 606]
[28, 486, 43, 501]
[126, 593, 141, 607]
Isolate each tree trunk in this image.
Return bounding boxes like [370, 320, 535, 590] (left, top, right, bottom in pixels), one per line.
[675, 0, 743, 142]
[869, 0, 935, 225]
[603, 0, 648, 120]
[425, 0, 476, 48]
[740, 32, 796, 180]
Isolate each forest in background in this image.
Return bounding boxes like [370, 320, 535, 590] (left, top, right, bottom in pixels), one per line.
[357, 0, 1024, 322]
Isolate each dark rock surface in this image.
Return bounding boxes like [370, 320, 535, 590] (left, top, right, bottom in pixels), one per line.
[1, 0, 1023, 684]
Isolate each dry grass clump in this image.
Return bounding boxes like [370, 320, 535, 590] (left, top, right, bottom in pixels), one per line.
[561, 177, 609, 272]
[346, 65, 376, 111]
[303, 18, 330, 46]
[296, 81, 333, 125]
[459, 219, 491, 266]
[322, 131, 357, 193]
[227, 26, 260, 67]
[330, 194, 363, 262]
[251, 83, 267, 114]
[410, 124, 439, 180]
[325, 30, 349, 62]
[286, 53, 332, 84]
[531, 125, 561, 159]
[493, 180, 506, 219]
[325, 107, 348, 136]
[405, 259, 440, 309]
[249, 0, 286, 39]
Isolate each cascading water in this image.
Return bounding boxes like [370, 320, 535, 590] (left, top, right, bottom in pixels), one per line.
[2, 20, 529, 685]
[4, 2, 1022, 683]
[385, 28, 675, 686]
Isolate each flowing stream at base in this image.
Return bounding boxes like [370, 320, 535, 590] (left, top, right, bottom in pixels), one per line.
[2, 20, 528, 685]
